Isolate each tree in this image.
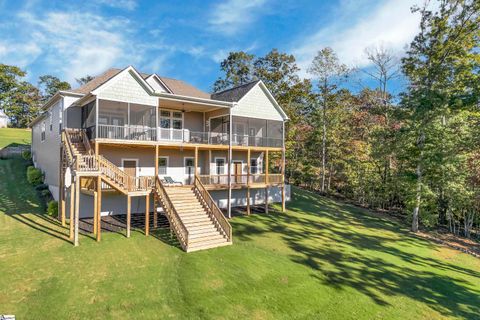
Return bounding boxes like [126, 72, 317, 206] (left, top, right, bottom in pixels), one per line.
[401, 0, 480, 232]
[38, 75, 71, 102]
[212, 51, 254, 92]
[308, 47, 351, 193]
[76, 75, 94, 86]
[0, 64, 41, 127]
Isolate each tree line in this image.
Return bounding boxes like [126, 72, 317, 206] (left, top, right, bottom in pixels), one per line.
[212, 0, 480, 238]
[0, 65, 92, 127]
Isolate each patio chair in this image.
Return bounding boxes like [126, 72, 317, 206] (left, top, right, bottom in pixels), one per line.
[164, 176, 183, 186]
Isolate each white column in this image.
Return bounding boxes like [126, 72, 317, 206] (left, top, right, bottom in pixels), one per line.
[227, 107, 233, 218]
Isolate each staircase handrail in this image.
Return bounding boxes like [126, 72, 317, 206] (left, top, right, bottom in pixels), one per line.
[154, 176, 189, 250]
[62, 130, 78, 170]
[194, 175, 232, 242]
[81, 130, 93, 155]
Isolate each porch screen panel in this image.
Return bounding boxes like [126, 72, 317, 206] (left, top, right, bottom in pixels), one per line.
[97, 100, 128, 139]
[130, 103, 156, 141]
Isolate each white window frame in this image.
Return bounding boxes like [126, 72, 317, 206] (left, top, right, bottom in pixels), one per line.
[159, 109, 184, 130]
[158, 156, 169, 176]
[41, 121, 46, 142]
[250, 158, 258, 174]
[214, 157, 226, 175]
[49, 111, 53, 132]
[121, 158, 139, 177]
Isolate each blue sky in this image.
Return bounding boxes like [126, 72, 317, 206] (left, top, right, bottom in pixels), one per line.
[0, 0, 427, 95]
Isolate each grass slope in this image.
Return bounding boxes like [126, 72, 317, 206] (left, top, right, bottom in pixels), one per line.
[0, 128, 31, 148]
[0, 158, 479, 319]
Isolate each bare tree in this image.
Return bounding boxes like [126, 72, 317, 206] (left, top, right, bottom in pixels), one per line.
[363, 43, 400, 105]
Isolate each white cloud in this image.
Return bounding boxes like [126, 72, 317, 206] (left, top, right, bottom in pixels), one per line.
[16, 10, 136, 83]
[292, 0, 432, 77]
[209, 0, 268, 35]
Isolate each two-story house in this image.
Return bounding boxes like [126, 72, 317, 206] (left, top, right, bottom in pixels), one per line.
[30, 66, 290, 252]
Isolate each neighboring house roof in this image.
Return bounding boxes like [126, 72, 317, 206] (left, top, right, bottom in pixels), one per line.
[210, 80, 261, 102]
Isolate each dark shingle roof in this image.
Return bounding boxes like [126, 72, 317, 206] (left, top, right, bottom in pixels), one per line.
[210, 80, 260, 102]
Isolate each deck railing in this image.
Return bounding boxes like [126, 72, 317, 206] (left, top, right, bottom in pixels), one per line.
[94, 124, 282, 147]
[154, 176, 189, 250]
[194, 176, 232, 242]
[197, 173, 283, 186]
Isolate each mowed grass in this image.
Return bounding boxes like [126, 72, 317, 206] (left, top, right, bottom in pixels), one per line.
[0, 128, 31, 148]
[0, 158, 479, 319]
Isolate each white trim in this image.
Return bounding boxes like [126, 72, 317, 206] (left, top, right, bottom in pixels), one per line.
[96, 95, 157, 107]
[158, 156, 169, 176]
[91, 66, 155, 96]
[236, 81, 289, 120]
[121, 158, 139, 177]
[145, 74, 173, 94]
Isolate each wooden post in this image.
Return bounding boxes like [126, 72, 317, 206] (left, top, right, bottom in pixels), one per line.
[69, 181, 74, 240]
[194, 146, 198, 177]
[281, 148, 286, 212]
[74, 176, 80, 246]
[145, 193, 150, 236]
[208, 149, 212, 175]
[96, 175, 101, 242]
[59, 146, 65, 226]
[154, 145, 158, 228]
[127, 195, 131, 238]
[93, 187, 98, 235]
[154, 145, 159, 176]
[247, 148, 251, 215]
[265, 150, 269, 214]
[95, 141, 99, 155]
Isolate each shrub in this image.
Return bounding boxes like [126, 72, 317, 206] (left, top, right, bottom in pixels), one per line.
[47, 200, 58, 217]
[27, 166, 43, 185]
[22, 150, 32, 161]
[35, 183, 49, 191]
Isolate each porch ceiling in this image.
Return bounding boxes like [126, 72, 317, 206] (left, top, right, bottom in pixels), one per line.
[158, 98, 228, 113]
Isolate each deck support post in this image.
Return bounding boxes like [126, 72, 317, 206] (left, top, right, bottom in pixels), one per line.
[127, 195, 131, 238]
[227, 108, 232, 218]
[194, 146, 198, 177]
[74, 176, 80, 246]
[154, 145, 158, 228]
[247, 148, 251, 215]
[93, 186, 98, 236]
[208, 149, 212, 175]
[96, 175, 102, 242]
[59, 145, 65, 226]
[95, 141, 99, 155]
[281, 148, 286, 212]
[145, 193, 150, 236]
[69, 180, 74, 240]
[265, 150, 269, 214]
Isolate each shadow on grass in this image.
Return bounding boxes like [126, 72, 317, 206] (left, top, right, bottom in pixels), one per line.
[234, 187, 480, 319]
[0, 158, 71, 243]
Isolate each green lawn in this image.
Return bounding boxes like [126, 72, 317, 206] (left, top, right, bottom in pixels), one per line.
[0, 158, 479, 319]
[0, 128, 31, 148]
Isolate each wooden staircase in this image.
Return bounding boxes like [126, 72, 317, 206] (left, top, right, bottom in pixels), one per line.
[153, 177, 232, 252]
[63, 129, 233, 252]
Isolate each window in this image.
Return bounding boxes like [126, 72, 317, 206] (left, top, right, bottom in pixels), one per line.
[184, 157, 194, 175]
[158, 157, 168, 175]
[159, 110, 183, 129]
[250, 159, 258, 174]
[215, 158, 225, 175]
[49, 112, 53, 131]
[59, 108, 62, 133]
[41, 121, 46, 141]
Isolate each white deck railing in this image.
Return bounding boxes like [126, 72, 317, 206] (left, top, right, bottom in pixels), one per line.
[95, 124, 282, 147]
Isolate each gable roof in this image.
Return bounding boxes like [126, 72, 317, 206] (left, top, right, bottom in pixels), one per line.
[68, 67, 211, 100]
[210, 80, 260, 102]
[159, 77, 211, 99]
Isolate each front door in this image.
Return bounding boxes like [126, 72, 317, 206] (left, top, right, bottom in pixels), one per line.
[234, 162, 243, 184]
[123, 160, 137, 177]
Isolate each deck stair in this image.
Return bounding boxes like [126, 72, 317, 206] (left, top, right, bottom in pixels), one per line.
[153, 177, 232, 252]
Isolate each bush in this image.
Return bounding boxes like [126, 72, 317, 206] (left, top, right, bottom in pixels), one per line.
[22, 150, 32, 161]
[35, 183, 49, 191]
[47, 200, 58, 217]
[27, 166, 43, 185]
[41, 189, 52, 199]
